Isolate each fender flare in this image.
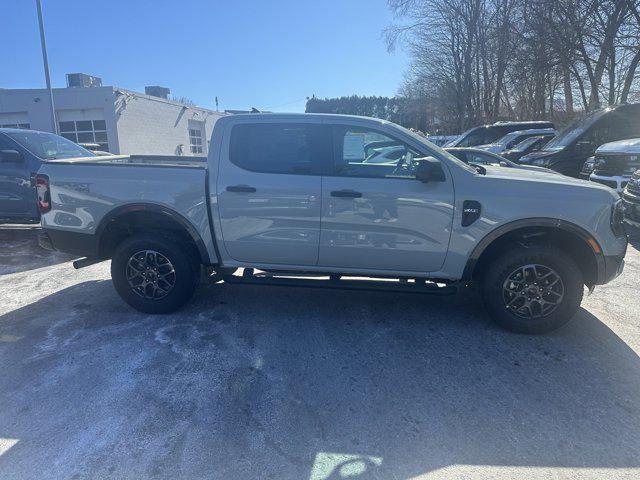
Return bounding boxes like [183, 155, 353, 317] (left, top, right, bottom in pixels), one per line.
[95, 203, 212, 264]
[462, 217, 604, 280]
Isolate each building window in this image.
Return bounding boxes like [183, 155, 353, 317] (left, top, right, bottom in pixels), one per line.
[189, 125, 204, 154]
[1, 123, 30, 129]
[59, 119, 109, 151]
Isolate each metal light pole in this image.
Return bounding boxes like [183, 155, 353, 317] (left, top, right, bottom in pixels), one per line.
[35, 0, 58, 134]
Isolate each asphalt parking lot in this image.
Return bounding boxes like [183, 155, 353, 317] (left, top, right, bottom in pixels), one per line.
[0, 225, 639, 480]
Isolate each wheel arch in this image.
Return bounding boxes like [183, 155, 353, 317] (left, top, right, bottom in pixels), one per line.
[463, 218, 604, 287]
[95, 203, 212, 264]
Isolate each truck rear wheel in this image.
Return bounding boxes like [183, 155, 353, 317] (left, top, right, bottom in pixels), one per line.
[111, 233, 199, 314]
[480, 245, 584, 334]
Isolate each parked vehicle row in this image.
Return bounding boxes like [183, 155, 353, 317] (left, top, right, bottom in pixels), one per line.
[444, 103, 640, 182]
[445, 120, 555, 148]
[475, 128, 556, 155]
[520, 103, 640, 177]
[501, 134, 556, 162]
[36, 113, 627, 334]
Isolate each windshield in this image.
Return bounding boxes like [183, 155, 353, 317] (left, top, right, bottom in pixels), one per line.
[511, 136, 541, 152]
[444, 126, 484, 147]
[365, 146, 405, 164]
[393, 123, 477, 173]
[490, 131, 521, 147]
[5, 130, 94, 160]
[542, 110, 607, 151]
[444, 135, 461, 147]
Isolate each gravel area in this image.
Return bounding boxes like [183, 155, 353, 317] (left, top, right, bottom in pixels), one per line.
[1, 225, 639, 479]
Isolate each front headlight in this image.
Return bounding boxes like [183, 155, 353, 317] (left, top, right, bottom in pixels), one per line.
[582, 159, 595, 173]
[611, 199, 626, 236]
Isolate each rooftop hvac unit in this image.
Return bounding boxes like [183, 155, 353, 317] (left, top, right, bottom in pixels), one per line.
[66, 73, 102, 88]
[145, 86, 171, 99]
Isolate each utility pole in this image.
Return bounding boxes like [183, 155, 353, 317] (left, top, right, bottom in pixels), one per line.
[36, 0, 58, 134]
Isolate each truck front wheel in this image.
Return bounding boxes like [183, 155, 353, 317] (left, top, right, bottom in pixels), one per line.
[480, 246, 584, 334]
[111, 233, 199, 314]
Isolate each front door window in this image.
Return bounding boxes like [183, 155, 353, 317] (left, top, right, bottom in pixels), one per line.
[335, 128, 425, 179]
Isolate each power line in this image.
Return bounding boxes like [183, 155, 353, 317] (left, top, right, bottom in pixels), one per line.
[264, 97, 309, 111]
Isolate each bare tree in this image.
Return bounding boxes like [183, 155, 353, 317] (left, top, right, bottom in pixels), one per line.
[386, 0, 640, 133]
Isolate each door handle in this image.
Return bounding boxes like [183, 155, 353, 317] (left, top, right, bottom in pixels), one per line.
[331, 190, 362, 198]
[226, 185, 256, 193]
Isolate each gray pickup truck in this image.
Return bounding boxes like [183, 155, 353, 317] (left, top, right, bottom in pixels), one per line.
[37, 113, 628, 333]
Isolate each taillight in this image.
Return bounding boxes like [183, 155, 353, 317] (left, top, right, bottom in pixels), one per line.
[36, 174, 51, 214]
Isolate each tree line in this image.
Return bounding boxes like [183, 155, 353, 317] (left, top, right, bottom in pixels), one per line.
[305, 95, 428, 127]
[307, 0, 640, 134]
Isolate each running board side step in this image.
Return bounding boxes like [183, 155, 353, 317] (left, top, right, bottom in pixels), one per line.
[222, 271, 457, 296]
[72, 257, 105, 269]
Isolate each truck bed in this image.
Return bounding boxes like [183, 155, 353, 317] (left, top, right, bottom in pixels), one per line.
[37, 157, 214, 264]
[46, 154, 206, 169]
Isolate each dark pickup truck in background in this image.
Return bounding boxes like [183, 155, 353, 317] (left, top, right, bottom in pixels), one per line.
[519, 103, 640, 177]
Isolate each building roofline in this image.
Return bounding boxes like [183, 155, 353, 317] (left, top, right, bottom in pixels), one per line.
[0, 85, 224, 115]
[113, 87, 223, 114]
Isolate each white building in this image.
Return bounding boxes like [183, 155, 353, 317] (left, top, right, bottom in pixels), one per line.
[0, 77, 225, 156]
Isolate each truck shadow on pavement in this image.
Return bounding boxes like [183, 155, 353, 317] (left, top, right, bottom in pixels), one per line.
[0, 279, 639, 479]
[0, 226, 73, 275]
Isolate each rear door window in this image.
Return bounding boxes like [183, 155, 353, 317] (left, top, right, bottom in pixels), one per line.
[229, 123, 332, 175]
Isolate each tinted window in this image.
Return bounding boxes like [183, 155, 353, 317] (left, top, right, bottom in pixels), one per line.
[486, 126, 510, 143]
[334, 127, 424, 179]
[608, 110, 640, 139]
[75, 120, 93, 131]
[544, 111, 607, 151]
[447, 150, 468, 163]
[230, 123, 332, 175]
[59, 121, 75, 132]
[457, 127, 487, 147]
[0, 134, 14, 150]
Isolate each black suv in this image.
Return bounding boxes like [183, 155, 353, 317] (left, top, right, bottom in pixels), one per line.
[520, 103, 640, 177]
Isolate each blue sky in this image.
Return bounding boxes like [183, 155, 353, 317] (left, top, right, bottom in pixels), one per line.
[1, 0, 408, 112]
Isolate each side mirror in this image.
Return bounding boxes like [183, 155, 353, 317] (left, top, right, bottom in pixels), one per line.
[415, 158, 446, 183]
[0, 149, 23, 163]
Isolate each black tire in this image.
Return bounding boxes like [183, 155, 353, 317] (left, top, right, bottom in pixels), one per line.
[480, 245, 584, 334]
[111, 233, 199, 314]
